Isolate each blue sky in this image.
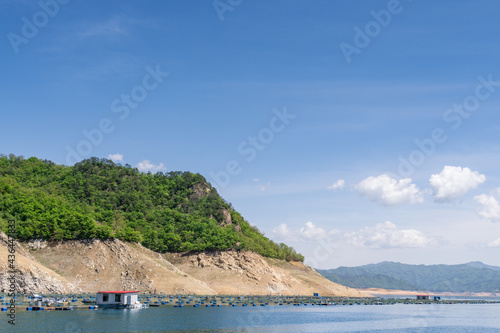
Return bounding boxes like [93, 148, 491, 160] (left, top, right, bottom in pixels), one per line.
[2, 0, 500, 268]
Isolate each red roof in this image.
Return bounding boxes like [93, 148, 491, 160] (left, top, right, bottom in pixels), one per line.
[97, 291, 139, 294]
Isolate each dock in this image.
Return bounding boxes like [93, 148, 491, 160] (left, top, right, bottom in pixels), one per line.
[2, 293, 499, 312]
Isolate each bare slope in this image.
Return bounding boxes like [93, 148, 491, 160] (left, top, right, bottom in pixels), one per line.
[0, 233, 79, 294]
[1, 234, 362, 296]
[164, 251, 363, 297]
[27, 238, 216, 295]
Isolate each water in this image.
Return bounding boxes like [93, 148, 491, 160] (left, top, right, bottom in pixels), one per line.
[4, 303, 500, 332]
[371, 294, 500, 301]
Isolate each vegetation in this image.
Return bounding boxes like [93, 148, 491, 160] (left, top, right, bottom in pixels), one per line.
[318, 261, 500, 293]
[318, 271, 419, 291]
[0, 154, 304, 262]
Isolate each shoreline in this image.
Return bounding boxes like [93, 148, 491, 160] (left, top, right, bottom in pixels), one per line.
[5, 290, 500, 298]
[355, 288, 500, 297]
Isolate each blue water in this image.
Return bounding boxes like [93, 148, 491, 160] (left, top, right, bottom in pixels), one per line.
[371, 294, 500, 301]
[5, 303, 500, 332]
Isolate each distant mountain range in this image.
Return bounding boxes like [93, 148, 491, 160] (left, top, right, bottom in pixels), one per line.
[317, 261, 500, 293]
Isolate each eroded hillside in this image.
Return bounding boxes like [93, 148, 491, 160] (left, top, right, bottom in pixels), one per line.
[1, 233, 363, 297]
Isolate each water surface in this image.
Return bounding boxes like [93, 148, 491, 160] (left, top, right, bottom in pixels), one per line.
[6, 303, 500, 332]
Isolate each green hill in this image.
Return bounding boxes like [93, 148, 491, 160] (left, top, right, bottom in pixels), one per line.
[318, 271, 419, 291]
[0, 154, 303, 262]
[318, 261, 500, 293]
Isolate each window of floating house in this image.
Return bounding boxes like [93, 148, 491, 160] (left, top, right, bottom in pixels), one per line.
[115, 294, 122, 302]
[103, 294, 109, 302]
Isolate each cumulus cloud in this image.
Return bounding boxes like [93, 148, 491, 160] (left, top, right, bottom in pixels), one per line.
[487, 237, 500, 247]
[272, 222, 339, 241]
[136, 160, 166, 173]
[299, 222, 327, 240]
[327, 179, 345, 191]
[356, 174, 423, 206]
[272, 224, 293, 239]
[475, 193, 500, 222]
[430, 166, 485, 202]
[108, 153, 123, 162]
[345, 221, 434, 249]
[273, 221, 434, 249]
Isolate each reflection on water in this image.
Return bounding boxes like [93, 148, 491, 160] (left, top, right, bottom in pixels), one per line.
[371, 294, 500, 301]
[5, 303, 500, 333]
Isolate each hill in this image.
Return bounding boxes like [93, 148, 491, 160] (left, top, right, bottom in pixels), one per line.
[0, 232, 363, 296]
[0, 154, 302, 261]
[0, 154, 365, 296]
[317, 261, 500, 293]
[465, 261, 500, 271]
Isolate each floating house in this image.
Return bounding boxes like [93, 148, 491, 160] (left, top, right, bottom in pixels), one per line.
[96, 291, 146, 308]
[416, 295, 430, 300]
[313, 293, 320, 297]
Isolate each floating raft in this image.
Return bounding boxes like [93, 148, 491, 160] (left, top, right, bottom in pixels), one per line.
[6, 293, 500, 312]
[26, 306, 74, 311]
[23, 305, 98, 311]
[149, 295, 500, 308]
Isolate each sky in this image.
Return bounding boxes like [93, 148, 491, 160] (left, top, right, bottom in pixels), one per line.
[1, 0, 500, 269]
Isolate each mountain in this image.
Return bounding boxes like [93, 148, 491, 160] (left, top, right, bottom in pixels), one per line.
[0, 154, 302, 261]
[319, 271, 419, 291]
[317, 261, 500, 293]
[0, 232, 363, 296]
[465, 261, 500, 272]
[0, 154, 365, 296]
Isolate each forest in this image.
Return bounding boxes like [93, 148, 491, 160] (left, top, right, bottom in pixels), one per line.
[318, 261, 500, 293]
[0, 154, 304, 262]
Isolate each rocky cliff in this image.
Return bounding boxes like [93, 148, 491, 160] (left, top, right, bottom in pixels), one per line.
[0, 233, 363, 297]
[165, 251, 361, 296]
[0, 233, 78, 294]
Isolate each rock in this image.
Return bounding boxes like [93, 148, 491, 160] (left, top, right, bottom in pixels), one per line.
[27, 239, 47, 250]
[0, 232, 362, 297]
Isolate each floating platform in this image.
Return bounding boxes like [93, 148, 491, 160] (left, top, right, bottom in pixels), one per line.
[7, 293, 500, 312]
[26, 306, 73, 311]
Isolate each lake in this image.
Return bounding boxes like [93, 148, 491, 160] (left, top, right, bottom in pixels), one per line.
[5, 303, 500, 332]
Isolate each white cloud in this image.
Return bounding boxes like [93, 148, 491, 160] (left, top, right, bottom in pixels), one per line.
[108, 153, 123, 162]
[345, 221, 434, 249]
[299, 221, 327, 240]
[78, 16, 127, 39]
[136, 160, 166, 173]
[272, 222, 339, 242]
[487, 237, 500, 247]
[356, 174, 423, 206]
[475, 193, 500, 222]
[272, 224, 293, 239]
[273, 221, 434, 250]
[429, 166, 485, 202]
[327, 179, 345, 191]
